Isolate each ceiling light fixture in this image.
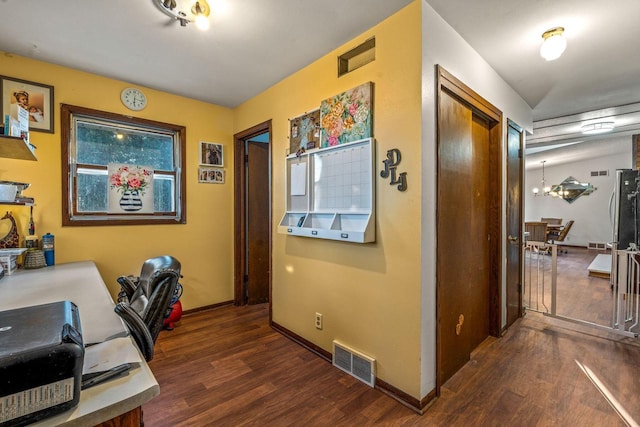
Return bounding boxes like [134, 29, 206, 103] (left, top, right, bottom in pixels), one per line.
[540, 27, 567, 61]
[154, 0, 211, 29]
[581, 121, 615, 135]
[532, 160, 551, 197]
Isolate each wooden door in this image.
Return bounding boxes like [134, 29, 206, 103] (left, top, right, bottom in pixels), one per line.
[247, 141, 270, 304]
[436, 66, 502, 389]
[234, 120, 272, 309]
[506, 120, 524, 327]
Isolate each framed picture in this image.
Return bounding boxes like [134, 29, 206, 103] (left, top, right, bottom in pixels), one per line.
[289, 109, 320, 154]
[320, 81, 373, 148]
[1, 75, 54, 133]
[199, 167, 225, 184]
[200, 142, 224, 167]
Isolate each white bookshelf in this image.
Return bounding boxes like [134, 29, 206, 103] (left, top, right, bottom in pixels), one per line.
[279, 138, 375, 243]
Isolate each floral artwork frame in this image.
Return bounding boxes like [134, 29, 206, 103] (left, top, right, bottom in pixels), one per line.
[199, 167, 225, 184]
[289, 109, 320, 154]
[320, 82, 373, 147]
[107, 163, 154, 213]
[1, 75, 54, 133]
[200, 141, 224, 167]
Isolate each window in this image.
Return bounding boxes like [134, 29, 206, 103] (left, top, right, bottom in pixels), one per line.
[61, 104, 186, 226]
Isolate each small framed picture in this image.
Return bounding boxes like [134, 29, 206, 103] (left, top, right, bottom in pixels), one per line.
[199, 167, 225, 184]
[200, 142, 223, 167]
[1, 75, 55, 133]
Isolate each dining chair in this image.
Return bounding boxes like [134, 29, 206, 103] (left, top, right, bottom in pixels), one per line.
[541, 217, 562, 225]
[525, 221, 549, 243]
[548, 220, 574, 253]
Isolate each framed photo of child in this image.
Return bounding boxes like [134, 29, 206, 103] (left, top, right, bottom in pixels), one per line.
[1, 75, 54, 133]
[200, 141, 224, 167]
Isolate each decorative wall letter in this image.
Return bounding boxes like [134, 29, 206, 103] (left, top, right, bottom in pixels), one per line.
[380, 149, 407, 191]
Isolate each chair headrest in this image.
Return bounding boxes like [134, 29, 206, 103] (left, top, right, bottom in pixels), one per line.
[138, 256, 181, 296]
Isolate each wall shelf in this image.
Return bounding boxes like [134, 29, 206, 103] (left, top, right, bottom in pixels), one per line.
[0, 135, 37, 161]
[279, 138, 375, 243]
[0, 200, 34, 207]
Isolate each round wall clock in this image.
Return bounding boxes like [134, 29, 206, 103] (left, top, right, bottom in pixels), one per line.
[120, 88, 147, 111]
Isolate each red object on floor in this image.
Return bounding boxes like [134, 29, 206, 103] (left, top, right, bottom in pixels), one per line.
[164, 300, 182, 330]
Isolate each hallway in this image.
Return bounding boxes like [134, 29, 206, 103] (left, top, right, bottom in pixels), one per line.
[144, 302, 639, 426]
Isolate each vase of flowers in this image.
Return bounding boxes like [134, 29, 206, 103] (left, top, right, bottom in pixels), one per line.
[109, 165, 152, 212]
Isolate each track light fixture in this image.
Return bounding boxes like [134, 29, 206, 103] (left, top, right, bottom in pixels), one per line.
[154, 0, 211, 30]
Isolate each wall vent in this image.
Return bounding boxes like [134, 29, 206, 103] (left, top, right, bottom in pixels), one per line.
[338, 37, 375, 77]
[588, 242, 607, 250]
[590, 170, 609, 177]
[332, 340, 376, 387]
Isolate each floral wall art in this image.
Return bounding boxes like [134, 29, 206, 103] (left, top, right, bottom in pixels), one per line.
[108, 163, 154, 214]
[320, 82, 373, 147]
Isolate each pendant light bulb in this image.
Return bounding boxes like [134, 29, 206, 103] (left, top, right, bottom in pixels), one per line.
[195, 14, 210, 30]
[192, 0, 211, 30]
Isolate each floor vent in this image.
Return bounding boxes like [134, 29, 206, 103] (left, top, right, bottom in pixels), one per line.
[588, 242, 607, 250]
[332, 341, 376, 387]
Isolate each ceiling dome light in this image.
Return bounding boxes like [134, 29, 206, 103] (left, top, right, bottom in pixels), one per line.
[581, 121, 615, 135]
[540, 27, 567, 61]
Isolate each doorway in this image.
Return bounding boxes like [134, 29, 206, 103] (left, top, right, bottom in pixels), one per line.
[436, 66, 502, 390]
[234, 120, 272, 307]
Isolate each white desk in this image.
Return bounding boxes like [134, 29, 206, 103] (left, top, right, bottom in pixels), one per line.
[0, 261, 159, 426]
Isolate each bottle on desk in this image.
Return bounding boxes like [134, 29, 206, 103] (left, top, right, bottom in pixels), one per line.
[42, 233, 55, 266]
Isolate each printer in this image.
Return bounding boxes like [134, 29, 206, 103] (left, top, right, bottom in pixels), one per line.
[0, 301, 84, 426]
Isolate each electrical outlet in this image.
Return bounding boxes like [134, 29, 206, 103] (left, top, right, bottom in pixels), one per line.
[315, 312, 323, 330]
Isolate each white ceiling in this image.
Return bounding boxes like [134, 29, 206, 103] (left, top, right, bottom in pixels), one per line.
[425, 0, 640, 167]
[0, 0, 412, 108]
[1, 0, 638, 165]
[425, 0, 640, 121]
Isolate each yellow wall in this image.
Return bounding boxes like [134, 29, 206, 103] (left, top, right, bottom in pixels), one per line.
[0, 53, 235, 309]
[234, 2, 423, 397]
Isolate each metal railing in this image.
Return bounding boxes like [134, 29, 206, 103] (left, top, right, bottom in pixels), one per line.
[523, 241, 639, 338]
[523, 241, 557, 314]
[611, 249, 640, 336]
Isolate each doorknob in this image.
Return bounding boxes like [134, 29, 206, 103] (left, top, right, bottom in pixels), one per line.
[508, 235, 518, 242]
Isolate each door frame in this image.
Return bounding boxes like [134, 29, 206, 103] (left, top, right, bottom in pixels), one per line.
[233, 120, 272, 311]
[435, 65, 503, 392]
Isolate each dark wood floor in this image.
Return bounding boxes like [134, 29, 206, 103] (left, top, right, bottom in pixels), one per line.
[144, 297, 640, 426]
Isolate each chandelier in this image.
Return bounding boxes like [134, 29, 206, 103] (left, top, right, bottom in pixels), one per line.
[154, 0, 211, 30]
[532, 160, 551, 196]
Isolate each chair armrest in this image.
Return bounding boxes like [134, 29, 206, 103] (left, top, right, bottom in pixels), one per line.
[117, 275, 140, 302]
[114, 302, 155, 361]
[144, 270, 180, 342]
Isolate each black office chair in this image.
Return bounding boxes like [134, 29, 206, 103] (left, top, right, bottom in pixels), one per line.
[114, 256, 182, 361]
